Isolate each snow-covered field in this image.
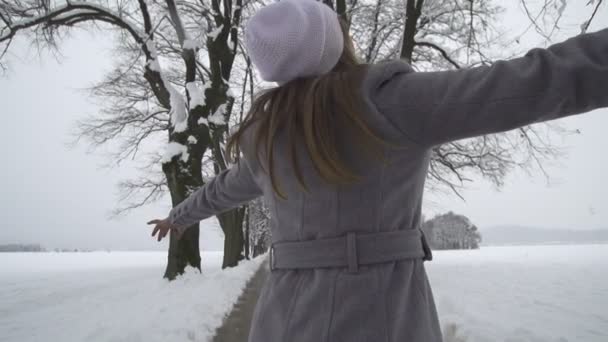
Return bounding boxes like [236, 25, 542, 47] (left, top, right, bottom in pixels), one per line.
[427, 244, 608, 342]
[0, 251, 266, 342]
[0, 244, 606, 342]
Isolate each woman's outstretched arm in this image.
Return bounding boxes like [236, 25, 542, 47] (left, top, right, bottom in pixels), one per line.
[167, 155, 263, 230]
[374, 28, 608, 147]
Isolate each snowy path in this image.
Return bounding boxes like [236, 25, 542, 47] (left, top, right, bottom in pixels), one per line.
[211, 259, 270, 342]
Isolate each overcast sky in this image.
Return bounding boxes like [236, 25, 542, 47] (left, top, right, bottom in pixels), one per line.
[1, 1, 607, 251]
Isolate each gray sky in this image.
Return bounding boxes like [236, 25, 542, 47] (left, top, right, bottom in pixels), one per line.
[1, 2, 607, 251]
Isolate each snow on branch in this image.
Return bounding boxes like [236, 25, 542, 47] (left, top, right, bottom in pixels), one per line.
[208, 103, 226, 125]
[166, 79, 188, 133]
[186, 81, 209, 109]
[208, 23, 223, 41]
[187, 135, 198, 144]
[183, 38, 201, 50]
[161, 142, 189, 163]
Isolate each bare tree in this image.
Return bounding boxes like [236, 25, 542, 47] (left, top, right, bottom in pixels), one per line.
[0, 0, 255, 279]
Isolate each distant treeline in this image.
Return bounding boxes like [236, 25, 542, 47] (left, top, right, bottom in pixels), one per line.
[0, 244, 46, 252]
[421, 212, 482, 250]
[0, 244, 99, 252]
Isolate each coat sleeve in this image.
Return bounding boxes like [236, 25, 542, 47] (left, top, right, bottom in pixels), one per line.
[374, 28, 608, 147]
[168, 155, 263, 229]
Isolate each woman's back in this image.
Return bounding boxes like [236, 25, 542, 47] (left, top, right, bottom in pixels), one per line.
[240, 59, 443, 342]
[242, 61, 431, 243]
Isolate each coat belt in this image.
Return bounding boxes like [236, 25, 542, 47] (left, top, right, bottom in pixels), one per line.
[269, 228, 433, 273]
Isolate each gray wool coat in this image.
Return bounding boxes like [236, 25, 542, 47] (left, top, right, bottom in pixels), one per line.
[169, 28, 608, 342]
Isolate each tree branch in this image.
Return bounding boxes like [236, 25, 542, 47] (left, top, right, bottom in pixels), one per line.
[414, 41, 461, 69]
[581, 0, 604, 33]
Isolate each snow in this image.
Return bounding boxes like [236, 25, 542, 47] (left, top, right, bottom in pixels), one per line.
[426, 244, 608, 342]
[161, 142, 189, 163]
[147, 59, 161, 72]
[198, 117, 209, 126]
[168, 87, 188, 132]
[2, 244, 605, 341]
[146, 40, 158, 59]
[183, 39, 200, 50]
[186, 82, 206, 109]
[0, 251, 266, 342]
[208, 24, 224, 41]
[167, 83, 188, 133]
[188, 135, 198, 144]
[208, 104, 227, 125]
[186, 82, 212, 112]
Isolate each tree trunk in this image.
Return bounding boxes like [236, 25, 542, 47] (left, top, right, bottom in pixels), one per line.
[400, 0, 425, 62]
[244, 205, 250, 260]
[162, 159, 202, 280]
[336, 0, 347, 22]
[217, 207, 246, 268]
[163, 222, 201, 280]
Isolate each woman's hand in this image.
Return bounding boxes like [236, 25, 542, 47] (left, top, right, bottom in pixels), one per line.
[148, 218, 185, 242]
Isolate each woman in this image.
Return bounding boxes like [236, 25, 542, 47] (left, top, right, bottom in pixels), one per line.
[148, 0, 608, 341]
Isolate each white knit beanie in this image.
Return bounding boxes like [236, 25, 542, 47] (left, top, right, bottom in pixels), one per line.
[243, 0, 344, 85]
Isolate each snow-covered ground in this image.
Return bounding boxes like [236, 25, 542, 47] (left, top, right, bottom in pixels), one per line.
[0, 251, 266, 342]
[0, 244, 606, 342]
[427, 244, 608, 342]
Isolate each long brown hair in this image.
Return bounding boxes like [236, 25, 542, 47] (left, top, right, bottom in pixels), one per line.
[226, 18, 408, 200]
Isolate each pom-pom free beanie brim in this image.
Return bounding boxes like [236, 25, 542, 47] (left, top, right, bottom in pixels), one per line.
[244, 0, 344, 85]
